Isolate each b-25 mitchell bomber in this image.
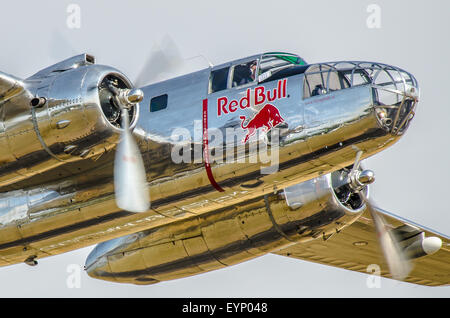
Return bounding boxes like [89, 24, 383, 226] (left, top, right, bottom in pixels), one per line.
[0, 52, 448, 286]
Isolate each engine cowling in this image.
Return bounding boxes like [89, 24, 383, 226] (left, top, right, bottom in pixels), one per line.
[0, 54, 140, 188]
[36, 64, 138, 156]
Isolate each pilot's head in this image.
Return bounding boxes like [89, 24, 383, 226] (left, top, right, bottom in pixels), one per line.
[249, 61, 257, 79]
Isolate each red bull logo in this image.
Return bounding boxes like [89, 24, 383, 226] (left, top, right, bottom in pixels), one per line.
[217, 79, 287, 117]
[239, 104, 285, 144]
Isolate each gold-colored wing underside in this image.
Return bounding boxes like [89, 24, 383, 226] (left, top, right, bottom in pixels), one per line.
[273, 208, 450, 286]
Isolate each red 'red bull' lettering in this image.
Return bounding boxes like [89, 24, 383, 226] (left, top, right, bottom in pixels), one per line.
[217, 97, 228, 116]
[239, 104, 285, 144]
[217, 79, 287, 117]
[255, 86, 266, 106]
[239, 89, 251, 109]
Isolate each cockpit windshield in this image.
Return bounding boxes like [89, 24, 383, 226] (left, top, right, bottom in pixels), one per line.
[209, 52, 307, 93]
[258, 52, 306, 80]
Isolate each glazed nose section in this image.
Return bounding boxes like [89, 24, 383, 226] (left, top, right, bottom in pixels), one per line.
[371, 66, 419, 135]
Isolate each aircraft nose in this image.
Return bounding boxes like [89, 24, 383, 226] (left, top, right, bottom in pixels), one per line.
[370, 65, 419, 135]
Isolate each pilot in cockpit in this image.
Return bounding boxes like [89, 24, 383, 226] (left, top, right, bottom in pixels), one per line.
[248, 60, 257, 81]
[311, 84, 327, 96]
[233, 60, 258, 87]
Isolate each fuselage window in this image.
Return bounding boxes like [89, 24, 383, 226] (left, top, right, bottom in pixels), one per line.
[209, 67, 230, 93]
[303, 65, 349, 99]
[342, 70, 370, 86]
[304, 71, 326, 98]
[150, 94, 168, 112]
[327, 70, 349, 92]
[232, 60, 257, 87]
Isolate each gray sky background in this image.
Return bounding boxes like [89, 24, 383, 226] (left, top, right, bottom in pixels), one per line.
[0, 0, 448, 297]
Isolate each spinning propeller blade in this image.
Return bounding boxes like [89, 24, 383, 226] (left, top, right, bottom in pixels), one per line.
[107, 83, 149, 213]
[366, 202, 412, 280]
[134, 35, 184, 87]
[114, 108, 150, 213]
[335, 152, 412, 280]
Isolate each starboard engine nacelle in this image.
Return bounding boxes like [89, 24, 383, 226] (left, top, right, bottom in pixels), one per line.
[85, 172, 367, 284]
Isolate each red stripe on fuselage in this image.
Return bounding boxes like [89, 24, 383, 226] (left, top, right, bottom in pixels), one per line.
[203, 99, 225, 192]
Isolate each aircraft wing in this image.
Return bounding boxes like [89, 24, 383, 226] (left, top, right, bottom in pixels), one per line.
[273, 206, 450, 286]
[0, 71, 25, 104]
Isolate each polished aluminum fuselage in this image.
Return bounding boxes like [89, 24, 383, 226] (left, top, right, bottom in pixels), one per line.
[0, 59, 416, 268]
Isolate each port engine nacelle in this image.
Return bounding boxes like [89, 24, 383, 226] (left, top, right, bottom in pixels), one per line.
[0, 54, 140, 187]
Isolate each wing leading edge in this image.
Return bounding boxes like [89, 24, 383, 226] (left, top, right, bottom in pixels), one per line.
[273, 206, 450, 286]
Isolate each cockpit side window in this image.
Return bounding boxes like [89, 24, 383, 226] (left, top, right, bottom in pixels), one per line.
[209, 67, 230, 93]
[232, 60, 257, 88]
